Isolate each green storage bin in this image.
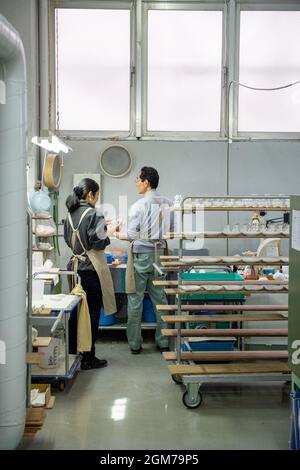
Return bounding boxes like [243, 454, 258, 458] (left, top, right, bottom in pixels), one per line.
[180, 272, 245, 301]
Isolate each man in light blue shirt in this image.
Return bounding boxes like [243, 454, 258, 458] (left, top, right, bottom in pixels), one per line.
[122, 167, 174, 354]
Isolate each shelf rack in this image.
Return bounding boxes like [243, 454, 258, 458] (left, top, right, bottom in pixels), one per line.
[154, 195, 290, 408]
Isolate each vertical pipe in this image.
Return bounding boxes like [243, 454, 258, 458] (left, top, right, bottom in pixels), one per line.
[0, 14, 27, 450]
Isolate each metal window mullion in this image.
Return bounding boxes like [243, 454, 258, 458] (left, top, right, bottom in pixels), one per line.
[39, 0, 50, 133]
[50, 2, 56, 133]
[141, 1, 149, 136]
[226, 0, 239, 139]
[220, 3, 228, 138]
[134, 0, 143, 137]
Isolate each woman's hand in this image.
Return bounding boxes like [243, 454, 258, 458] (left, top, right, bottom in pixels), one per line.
[106, 218, 124, 237]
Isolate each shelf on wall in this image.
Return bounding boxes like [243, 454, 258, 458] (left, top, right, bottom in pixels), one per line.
[172, 206, 290, 212]
[164, 232, 289, 239]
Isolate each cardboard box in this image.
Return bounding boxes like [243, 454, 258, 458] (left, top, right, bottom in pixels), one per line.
[31, 384, 51, 408]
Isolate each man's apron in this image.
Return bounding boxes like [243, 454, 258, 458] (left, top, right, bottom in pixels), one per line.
[125, 204, 169, 294]
[68, 208, 116, 315]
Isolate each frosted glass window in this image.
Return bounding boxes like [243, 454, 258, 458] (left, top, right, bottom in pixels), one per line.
[239, 11, 300, 133]
[147, 10, 223, 132]
[55, 9, 130, 131]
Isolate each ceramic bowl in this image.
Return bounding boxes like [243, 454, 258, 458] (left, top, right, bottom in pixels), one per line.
[30, 191, 51, 213]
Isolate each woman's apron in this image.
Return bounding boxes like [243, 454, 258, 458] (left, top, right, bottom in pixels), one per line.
[68, 208, 116, 315]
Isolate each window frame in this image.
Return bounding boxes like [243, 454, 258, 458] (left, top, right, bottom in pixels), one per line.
[48, 0, 300, 141]
[52, 0, 134, 138]
[234, 0, 300, 140]
[142, 2, 227, 139]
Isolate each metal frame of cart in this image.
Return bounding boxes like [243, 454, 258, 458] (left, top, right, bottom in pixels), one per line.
[154, 195, 291, 408]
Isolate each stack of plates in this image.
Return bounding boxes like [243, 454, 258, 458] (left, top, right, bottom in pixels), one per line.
[202, 257, 221, 263]
[242, 257, 257, 263]
[265, 285, 284, 291]
[222, 257, 242, 263]
[224, 285, 243, 291]
[179, 257, 200, 264]
[203, 285, 223, 291]
[179, 285, 202, 292]
[244, 285, 264, 291]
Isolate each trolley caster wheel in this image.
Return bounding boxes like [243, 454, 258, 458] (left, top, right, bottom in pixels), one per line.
[59, 380, 65, 391]
[182, 390, 203, 409]
[172, 374, 183, 385]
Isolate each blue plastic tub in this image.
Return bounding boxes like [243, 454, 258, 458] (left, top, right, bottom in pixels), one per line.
[105, 253, 114, 264]
[99, 307, 115, 326]
[142, 296, 156, 322]
[182, 341, 235, 352]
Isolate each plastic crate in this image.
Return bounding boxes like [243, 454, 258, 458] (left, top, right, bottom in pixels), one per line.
[180, 272, 245, 301]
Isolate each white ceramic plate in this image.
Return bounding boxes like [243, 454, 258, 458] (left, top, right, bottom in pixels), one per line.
[203, 285, 223, 291]
[179, 257, 200, 264]
[242, 257, 257, 263]
[224, 285, 243, 291]
[201, 257, 221, 263]
[207, 231, 222, 236]
[222, 257, 242, 263]
[280, 257, 289, 263]
[262, 257, 280, 263]
[265, 285, 284, 291]
[179, 285, 202, 292]
[244, 285, 264, 291]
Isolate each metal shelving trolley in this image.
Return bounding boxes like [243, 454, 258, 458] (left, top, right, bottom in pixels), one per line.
[154, 195, 291, 408]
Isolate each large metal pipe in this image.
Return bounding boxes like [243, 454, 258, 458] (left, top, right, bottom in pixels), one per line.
[0, 14, 27, 450]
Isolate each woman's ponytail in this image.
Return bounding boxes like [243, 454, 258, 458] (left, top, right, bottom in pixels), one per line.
[65, 178, 99, 213]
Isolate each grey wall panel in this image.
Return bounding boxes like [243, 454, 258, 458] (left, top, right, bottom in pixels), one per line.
[228, 141, 300, 256]
[58, 141, 228, 267]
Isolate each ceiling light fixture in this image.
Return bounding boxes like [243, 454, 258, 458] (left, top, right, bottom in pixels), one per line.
[31, 133, 72, 154]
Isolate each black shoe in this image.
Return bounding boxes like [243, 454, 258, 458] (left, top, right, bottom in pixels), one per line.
[81, 357, 108, 370]
[130, 347, 142, 355]
[157, 345, 169, 353]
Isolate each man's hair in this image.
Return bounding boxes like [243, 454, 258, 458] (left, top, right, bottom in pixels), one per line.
[140, 166, 159, 189]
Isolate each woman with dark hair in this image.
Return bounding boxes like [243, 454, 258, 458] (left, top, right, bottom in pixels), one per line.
[64, 178, 118, 370]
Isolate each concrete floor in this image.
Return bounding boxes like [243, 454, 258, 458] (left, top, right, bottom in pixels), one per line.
[20, 339, 291, 450]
